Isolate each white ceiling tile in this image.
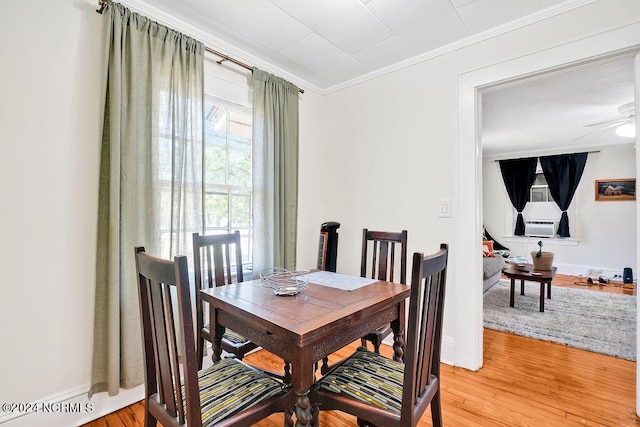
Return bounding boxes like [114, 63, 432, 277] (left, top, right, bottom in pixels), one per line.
[541, 0, 571, 7]
[271, 0, 393, 54]
[182, 0, 313, 52]
[367, 0, 470, 53]
[352, 36, 415, 70]
[280, 33, 371, 85]
[450, 0, 479, 7]
[456, 0, 541, 33]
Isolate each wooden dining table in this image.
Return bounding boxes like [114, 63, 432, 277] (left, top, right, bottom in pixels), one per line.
[199, 270, 410, 427]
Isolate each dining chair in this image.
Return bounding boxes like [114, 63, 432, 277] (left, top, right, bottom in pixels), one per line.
[314, 244, 449, 427]
[134, 247, 291, 427]
[359, 228, 408, 353]
[193, 231, 257, 368]
[193, 231, 291, 381]
[319, 228, 408, 376]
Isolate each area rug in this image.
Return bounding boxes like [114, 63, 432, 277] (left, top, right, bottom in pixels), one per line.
[483, 280, 636, 361]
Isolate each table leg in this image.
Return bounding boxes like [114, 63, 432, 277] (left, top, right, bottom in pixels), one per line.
[292, 349, 314, 427]
[547, 282, 552, 299]
[211, 307, 223, 363]
[539, 282, 545, 312]
[391, 299, 406, 363]
[392, 330, 405, 363]
[521, 279, 525, 295]
[510, 278, 515, 307]
[294, 390, 312, 427]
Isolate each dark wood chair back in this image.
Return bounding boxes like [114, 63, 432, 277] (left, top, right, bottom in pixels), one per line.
[361, 229, 408, 284]
[193, 231, 244, 289]
[134, 247, 204, 426]
[192, 231, 256, 367]
[358, 228, 408, 354]
[134, 247, 290, 427]
[401, 244, 449, 425]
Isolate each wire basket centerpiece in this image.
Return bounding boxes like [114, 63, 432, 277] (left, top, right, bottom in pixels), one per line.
[260, 268, 310, 296]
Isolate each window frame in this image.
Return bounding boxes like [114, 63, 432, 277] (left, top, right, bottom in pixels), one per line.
[203, 95, 254, 269]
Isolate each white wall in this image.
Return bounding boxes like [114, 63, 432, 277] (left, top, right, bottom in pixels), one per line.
[0, 0, 103, 424]
[483, 143, 637, 277]
[2, 0, 639, 425]
[295, 0, 640, 368]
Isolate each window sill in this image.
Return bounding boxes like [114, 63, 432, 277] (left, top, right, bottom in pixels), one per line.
[503, 236, 579, 247]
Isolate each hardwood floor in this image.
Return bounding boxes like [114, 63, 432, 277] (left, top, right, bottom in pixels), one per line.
[83, 275, 638, 426]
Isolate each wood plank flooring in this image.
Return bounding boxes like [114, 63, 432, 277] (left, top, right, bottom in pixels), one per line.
[83, 275, 638, 426]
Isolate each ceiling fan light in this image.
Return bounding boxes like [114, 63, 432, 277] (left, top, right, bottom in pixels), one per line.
[615, 122, 636, 138]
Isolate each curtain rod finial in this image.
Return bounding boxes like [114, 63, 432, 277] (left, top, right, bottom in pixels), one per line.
[97, 0, 107, 14]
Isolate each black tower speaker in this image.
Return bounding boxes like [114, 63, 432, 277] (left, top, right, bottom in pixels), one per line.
[318, 221, 340, 272]
[623, 267, 633, 284]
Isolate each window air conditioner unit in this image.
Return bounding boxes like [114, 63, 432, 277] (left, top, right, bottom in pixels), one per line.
[524, 220, 556, 238]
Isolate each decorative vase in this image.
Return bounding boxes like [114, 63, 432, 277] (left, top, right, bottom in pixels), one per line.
[530, 251, 554, 270]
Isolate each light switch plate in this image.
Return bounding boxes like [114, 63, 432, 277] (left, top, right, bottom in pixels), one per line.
[439, 199, 451, 218]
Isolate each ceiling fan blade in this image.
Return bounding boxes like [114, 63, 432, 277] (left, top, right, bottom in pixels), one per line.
[584, 118, 628, 127]
[570, 121, 625, 143]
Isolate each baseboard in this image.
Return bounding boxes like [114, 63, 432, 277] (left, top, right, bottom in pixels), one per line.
[550, 262, 630, 280]
[440, 335, 455, 366]
[0, 384, 144, 427]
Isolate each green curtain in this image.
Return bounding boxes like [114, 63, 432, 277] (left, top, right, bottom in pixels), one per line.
[90, 1, 204, 397]
[251, 68, 299, 274]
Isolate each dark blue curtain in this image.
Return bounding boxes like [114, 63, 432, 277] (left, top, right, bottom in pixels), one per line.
[499, 157, 538, 236]
[540, 153, 588, 238]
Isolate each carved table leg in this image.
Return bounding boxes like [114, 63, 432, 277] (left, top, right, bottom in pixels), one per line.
[310, 401, 319, 427]
[284, 361, 292, 384]
[294, 390, 312, 427]
[393, 330, 405, 363]
[284, 407, 294, 427]
[211, 308, 223, 363]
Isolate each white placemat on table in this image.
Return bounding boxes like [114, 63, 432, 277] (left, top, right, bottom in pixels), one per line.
[299, 271, 377, 291]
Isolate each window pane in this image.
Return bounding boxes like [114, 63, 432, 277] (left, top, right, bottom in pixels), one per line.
[205, 105, 228, 146]
[231, 191, 251, 228]
[238, 229, 252, 266]
[205, 145, 227, 184]
[228, 111, 251, 150]
[533, 173, 547, 185]
[203, 96, 252, 267]
[228, 149, 251, 186]
[205, 191, 229, 228]
[530, 188, 546, 202]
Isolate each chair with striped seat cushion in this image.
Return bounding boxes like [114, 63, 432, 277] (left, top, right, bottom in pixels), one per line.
[317, 348, 404, 414]
[193, 232, 291, 381]
[134, 247, 291, 427]
[320, 228, 408, 376]
[188, 358, 285, 425]
[192, 232, 258, 367]
[314, 244, 449, 427]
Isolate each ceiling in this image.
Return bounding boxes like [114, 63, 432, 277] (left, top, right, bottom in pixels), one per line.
[121, 0, 635, 156]
[481, 56, 636, 157]
[133, 0, 587, 93]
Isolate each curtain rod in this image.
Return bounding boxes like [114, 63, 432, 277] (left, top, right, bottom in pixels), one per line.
[493, 150, 600, 162]
[96, 0, 304, 94]
[204, 47, 304, 94]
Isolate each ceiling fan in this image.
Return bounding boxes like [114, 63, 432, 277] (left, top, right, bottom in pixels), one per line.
[584, 102, 636, 138]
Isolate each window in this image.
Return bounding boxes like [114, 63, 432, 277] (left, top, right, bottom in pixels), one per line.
[203, 96, 253, 267]
[528, 172, 552, 202]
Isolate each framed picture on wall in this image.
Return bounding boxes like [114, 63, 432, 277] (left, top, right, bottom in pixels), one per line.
[595, 178, 636, 201]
